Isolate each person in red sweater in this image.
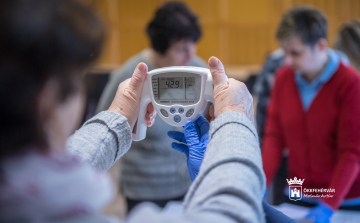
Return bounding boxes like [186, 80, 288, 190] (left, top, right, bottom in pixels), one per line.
[262, 6, 360, 223]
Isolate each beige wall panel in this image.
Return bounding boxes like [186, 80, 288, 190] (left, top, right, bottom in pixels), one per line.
[228, 0, 271, 24]
[228, 25, 272, 64]
[179, 0, 220, 22]
[196, 25, 221, 62]
[117, 26, 149, 63]
[117, 0, 160, 20]
[90, 0, 360, 67]
[350, 0, 360, 18]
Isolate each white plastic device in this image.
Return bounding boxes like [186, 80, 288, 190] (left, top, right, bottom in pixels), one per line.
[132, 66, 214, 141]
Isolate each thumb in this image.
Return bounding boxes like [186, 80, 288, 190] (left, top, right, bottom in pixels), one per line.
[127, 63, 148, 99]
[208, 56, 228, 91]
[184, 121, 200, 146]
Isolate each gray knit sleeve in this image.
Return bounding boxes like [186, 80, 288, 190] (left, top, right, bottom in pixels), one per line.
[182, 111, 265, 223]
[66, 111, 132, 171]
[127, 111, 266, 223]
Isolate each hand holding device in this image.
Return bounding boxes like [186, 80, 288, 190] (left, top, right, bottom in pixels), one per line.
[108, 63, 156, 130]
[208, 57, 255, 126]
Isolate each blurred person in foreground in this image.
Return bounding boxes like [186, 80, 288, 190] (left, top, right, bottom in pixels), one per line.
[0, 0, 268, 222]
[96, 1, 207, 213]
[334, 20, 360, 73]
[262, 6, 360, 223]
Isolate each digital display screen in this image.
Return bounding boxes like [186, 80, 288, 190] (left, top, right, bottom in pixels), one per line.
[159, 77, 184, 100]
[159, 77, 195, 100]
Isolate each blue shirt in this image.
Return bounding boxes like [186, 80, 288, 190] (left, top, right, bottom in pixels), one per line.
[295, 49, 346, 111]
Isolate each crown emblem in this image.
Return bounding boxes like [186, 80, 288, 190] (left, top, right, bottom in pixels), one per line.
[286, 177, 304, 185]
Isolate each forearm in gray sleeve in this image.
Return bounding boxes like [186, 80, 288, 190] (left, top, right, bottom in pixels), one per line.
[66, 111, 132, 171]
[124, 112, 265, 223]
[183, 112, 265, 223]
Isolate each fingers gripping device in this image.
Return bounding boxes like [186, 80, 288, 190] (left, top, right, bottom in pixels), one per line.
[132, 66, 214, 141]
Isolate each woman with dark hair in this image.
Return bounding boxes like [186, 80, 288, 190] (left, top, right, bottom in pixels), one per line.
[96, 1, 207, 213]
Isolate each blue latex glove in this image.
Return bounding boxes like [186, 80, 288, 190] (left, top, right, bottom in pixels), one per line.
[264, 188, 268, 200]
[304, 203, 334, 223]
[167, 116, 209, 181]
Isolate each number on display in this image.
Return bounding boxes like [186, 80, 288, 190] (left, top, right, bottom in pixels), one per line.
[166, 80, 180, 88]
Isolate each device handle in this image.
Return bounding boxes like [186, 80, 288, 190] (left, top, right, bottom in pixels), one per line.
[132, 79, 151, 141]
[204, 71, 214, 103]
[204, 70, 229, 104]
[196, 71, 214, 119]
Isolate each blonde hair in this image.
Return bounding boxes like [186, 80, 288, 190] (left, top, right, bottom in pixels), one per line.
[334, 20, 360, 73]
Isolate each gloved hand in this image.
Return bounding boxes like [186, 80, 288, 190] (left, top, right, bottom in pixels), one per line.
[304, 203, 334, 223]
[167, 116, 209, 181]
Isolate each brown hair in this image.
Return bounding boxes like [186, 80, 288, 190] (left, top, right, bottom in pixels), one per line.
[334, 20, 360, 73]
[276, 6, 328, 46]
[0, 0, 105, 157]
[146, 1, 202, 55]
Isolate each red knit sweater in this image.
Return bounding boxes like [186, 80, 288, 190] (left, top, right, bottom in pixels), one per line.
[262, 63, 360, 209]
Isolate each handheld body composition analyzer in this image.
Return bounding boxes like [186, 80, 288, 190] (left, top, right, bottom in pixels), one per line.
[132, 66, 215, 141]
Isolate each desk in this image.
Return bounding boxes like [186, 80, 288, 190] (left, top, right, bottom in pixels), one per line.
[225, 65, 261, 81]
[274, 203, 360, 223]
[162, 201, 360, 223]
